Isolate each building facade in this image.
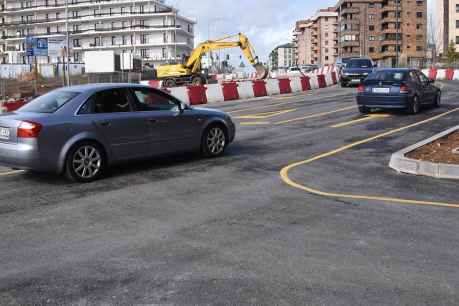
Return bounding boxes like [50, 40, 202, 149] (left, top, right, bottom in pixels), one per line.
[336, 0, 427, 67]
[293, 19, 313, 65]
[436, 0, 459, 56]
[269, 43, 294, 70]
[310, 8, 339, 66]
[0, 0, 195, 67]
[293, 8, 338, 66]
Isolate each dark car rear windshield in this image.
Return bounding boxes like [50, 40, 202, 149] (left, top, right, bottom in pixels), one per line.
[366, 71, 408, 82]
[18, 91, 80, 113]
[347, 59, 373, 68]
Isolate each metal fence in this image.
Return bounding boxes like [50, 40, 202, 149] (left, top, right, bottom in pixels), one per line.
[0, 72, 142, 101]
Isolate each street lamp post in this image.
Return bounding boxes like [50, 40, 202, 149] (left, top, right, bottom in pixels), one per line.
[65, 0, 71, 86]
[395, 0, 400, 67]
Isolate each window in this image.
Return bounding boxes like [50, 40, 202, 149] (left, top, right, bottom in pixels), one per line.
[456, 36, 459, 44]
[140, 49, 147, 58]
[416, 12, 423, 18]
[73, 38, 80, 47]
[456, 20, 459, 29]
[19, 91, 80, 113]
[82, 90, 132, 114]
[369, 25, 375, 31]
[131, 89, 179, 112]
[416, 46, 423, 51]
[456, 4, 459, 13]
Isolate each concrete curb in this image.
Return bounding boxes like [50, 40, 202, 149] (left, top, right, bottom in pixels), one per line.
[389, 125, 459, 179]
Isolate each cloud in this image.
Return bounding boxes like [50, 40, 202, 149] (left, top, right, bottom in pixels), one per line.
[170, 0, 336, 64]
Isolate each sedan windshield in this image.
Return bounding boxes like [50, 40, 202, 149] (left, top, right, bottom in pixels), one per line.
[366, 71, 407, 82]
[347, 59, 372, 68]
[18, 91, 80, 113]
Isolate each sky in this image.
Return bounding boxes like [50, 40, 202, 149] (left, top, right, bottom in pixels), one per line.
[169, 0, 434, 67]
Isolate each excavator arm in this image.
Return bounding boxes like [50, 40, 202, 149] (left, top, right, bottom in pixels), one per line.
[185, 33, 268, 79]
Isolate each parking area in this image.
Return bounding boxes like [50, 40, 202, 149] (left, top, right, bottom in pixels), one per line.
[1, 83, 459, 305]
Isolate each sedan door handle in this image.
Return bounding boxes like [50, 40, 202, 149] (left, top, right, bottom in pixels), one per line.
[148, 118, 159, 124]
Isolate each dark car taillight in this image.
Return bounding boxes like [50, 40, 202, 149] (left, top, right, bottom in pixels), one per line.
[399, 84, 409, 94]
[17, 121, 42, 138]
[357, 84, 365, 93]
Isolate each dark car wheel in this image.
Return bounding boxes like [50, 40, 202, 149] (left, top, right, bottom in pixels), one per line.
[358, 106, 370, 114]
[164, 78, 176, 88]
[408, 95, 420, 115]
[340, 81, 347, 88]
[65, 141, 106, 183]
[433, 92, 441, 108]
[202, 125, 228, 157]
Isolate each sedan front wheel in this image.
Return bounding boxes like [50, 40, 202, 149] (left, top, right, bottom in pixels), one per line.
[202, 125, 228, 157]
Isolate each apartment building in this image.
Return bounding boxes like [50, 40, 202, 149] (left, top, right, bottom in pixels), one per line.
[310, 8, 339, 66]
[293, 19, 313, 65]
[436, 0, 459, 56]
[269, 43, 295, 70]
[293, 8, 338, 66]
[0, 0, 195, 67]
[336, 0, 427, 67]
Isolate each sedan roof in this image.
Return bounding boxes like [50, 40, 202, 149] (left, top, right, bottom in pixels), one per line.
[56, 83, 151, 92]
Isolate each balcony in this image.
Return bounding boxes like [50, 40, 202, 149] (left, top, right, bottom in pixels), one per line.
[381, 16, 398, 23]
[340, 40, 360, 47]
[381, 27, 398, 34]
[381, 5, 398, 13]
[380, 50, 398, 58]
[381, 40, 400, 46]
[341, 7, 359, 14]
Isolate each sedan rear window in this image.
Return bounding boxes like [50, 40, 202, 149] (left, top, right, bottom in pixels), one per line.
[366, 71, 407, 82]
[18, 91, 80, 113]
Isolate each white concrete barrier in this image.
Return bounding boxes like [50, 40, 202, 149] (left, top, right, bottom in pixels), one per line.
[205, 84, 224, 103]
[436, 69, 446, 80]
[237, 81, 255, 99]
[290, 77, 302, 93]
[454, 70, 459, 80]
[421, 69, 430, 77]
[309, 75, 319, 89]
[325, 73, 334, 87]
[169, 87, 190, 105]
[266, 79, 280, 96]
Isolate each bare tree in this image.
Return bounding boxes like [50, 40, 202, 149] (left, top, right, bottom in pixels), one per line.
[428, 11, 440, 65]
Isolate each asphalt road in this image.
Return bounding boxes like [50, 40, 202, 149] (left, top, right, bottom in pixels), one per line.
[1, 83, 459, 305]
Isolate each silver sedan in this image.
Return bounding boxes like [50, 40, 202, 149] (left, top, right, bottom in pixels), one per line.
[0, 84, 235, 182]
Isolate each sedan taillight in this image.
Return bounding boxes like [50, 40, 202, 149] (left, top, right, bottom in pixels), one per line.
[17, 121, 42, 138]
[357, 84, 365, 93]
[399, 84, 409, 94]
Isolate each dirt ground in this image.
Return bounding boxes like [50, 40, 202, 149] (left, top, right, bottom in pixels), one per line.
[407, 130, 459, 164]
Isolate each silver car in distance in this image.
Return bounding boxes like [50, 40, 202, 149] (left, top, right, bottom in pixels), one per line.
[0, 84, 235, 182]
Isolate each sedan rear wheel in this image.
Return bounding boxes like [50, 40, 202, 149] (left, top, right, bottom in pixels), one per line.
[66, 142, 106, 182]
[202, 125, 227, 157]
[434, 92, 441, 108]
[408, 96, 420, 115]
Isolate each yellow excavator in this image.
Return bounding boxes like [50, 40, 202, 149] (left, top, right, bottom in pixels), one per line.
[156, 33, 269, 87]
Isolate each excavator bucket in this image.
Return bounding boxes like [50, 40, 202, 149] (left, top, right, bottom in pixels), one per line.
[254, 64, 269, 80]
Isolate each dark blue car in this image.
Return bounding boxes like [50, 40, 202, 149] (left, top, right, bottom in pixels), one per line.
[340, 58, 376, 87]
[356, 68, 441, 115]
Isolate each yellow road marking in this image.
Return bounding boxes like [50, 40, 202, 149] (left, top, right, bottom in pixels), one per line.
[240, 121, 271, 126]
[0, 170, 25, 176]
[235, 108, 297, 119]
[280, 108, 459, 208]
[274, 106, 356, 125]
[331, 114, 391, 128]
[228, 102, 289, 114]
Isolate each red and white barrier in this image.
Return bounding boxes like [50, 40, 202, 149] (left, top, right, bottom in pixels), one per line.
[141, 73, 339, 106]
[420, 68, 459, 81]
